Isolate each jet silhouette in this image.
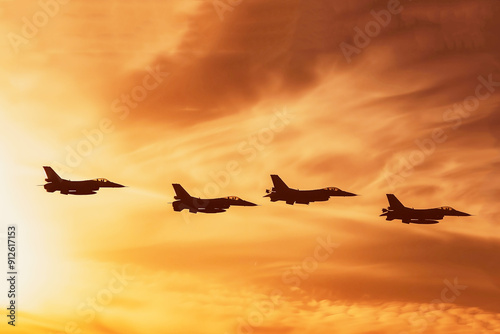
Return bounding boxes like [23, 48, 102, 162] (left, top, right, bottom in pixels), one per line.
[380, 194, 471, 224]
[42, 166, 125, 195]
[171, 184, 257, 213]
[264, 175, 357, 205]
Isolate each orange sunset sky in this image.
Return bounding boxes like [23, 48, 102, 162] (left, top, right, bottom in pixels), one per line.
[1, 0, 500, 333]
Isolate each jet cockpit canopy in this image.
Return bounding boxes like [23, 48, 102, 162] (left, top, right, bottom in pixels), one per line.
[94, 178, 110, 182]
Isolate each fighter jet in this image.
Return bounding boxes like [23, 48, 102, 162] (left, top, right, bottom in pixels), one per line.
[380, 194, 471, 224]
[264, 174, 357, 205]
[42, 166, 125, 195]
[171, 184, 257, 213]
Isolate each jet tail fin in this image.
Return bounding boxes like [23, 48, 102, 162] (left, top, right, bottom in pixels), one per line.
[270, 175, 290, 191]
[387, 194, 405, 209]
[172, 184, 192, 200]
[43, 166, 62, 183]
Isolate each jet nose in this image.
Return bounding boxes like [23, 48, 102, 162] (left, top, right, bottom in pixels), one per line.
[241, 200, 258, 206]
[456, 211, 471, 216]
[342, 191, 358, 197]
[108, 182, 126, 188]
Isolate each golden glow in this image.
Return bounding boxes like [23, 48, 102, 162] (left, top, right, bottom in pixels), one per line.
[1, 0, 500, 333]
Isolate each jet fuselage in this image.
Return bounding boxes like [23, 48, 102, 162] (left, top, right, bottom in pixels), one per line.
[172, 184, 256, 213]
[381, 194, 470, 224]
[265, 175, 357, 205]
[42, 166, 125, 195]
[267, 188, 339, 204]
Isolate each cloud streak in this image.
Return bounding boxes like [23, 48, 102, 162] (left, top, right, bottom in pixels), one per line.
[1, 0, 500, 333]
